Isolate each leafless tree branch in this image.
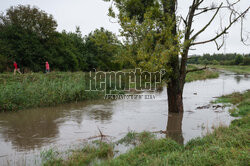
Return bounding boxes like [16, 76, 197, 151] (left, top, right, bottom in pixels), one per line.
[191, 3, 223, 41]
[191, 6, 250, 46]
[240, 17, 250, 46]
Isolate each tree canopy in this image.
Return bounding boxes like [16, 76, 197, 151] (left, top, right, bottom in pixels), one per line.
[0, 5, 122, 72]
[105, 0, 250, 113]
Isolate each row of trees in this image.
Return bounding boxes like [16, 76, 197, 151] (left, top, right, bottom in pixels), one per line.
[0, 5, 122, 72]
[188, 53, 250, 66]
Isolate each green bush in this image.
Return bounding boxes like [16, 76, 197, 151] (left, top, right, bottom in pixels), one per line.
[0, 54, 8, 72]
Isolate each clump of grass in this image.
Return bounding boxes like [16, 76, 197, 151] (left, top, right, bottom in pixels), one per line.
[117, 131, 155, 145]
[186, 65, 219, 82]
[43, 141, 114, 166]
[41, 149, 59, 163]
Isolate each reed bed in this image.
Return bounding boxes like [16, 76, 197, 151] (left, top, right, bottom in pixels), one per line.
[0, 72, 103, 111]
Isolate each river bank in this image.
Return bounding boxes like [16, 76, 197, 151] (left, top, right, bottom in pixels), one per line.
[43, 90, 250, 166]
[0, 68, 219, 112]
[208, 65, 250, 74]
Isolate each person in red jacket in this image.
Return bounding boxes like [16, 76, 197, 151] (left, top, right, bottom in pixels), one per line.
[45, 61, 50, 73]
[13, 61, 22, 75]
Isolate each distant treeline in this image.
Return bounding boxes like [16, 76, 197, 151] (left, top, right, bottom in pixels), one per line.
[0, 5, 122, 72]
[188, 53, 250, 66]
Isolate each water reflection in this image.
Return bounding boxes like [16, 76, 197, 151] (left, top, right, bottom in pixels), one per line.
[234, 74, 249, 84]
[234, 75, 242, 83]
[87, 109, 113, 121]
[0, 108, 62, 151]
[0, 100, 113, 151]
[166, 112, 184, 145]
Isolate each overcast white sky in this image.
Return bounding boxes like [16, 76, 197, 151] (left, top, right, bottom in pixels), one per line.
[0, 0, 249, 55]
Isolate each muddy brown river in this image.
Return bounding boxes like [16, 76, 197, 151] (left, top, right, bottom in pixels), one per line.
[0, 72, 249, 165]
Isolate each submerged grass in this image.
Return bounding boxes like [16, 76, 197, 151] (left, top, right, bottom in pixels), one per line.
[44, 90, 250, 166]
[0, 72, 103, 111]
[117, 131, 155, 146]
[213, 90, 250, 117]
[42, 141, 114, 166]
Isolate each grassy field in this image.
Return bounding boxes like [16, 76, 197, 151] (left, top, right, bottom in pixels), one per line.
[208, 65, 250, 74]
[0, 72, 103, 111]
[43, 90, 250, 166]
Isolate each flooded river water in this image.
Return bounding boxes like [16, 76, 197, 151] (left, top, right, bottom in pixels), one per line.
[0, 72, 249, 165]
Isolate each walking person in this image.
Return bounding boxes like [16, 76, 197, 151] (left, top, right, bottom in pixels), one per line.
[13, 61, 22, 75]
[45, 61, 50, 73]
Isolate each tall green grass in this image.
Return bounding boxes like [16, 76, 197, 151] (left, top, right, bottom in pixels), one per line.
[0, 72, 103, 111]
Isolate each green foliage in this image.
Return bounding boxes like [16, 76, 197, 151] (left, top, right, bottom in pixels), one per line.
[234, 55, 244, 65]
[243, 57, 250, 65]
[48, 31, 82, 72]
[118, 0, 155, 23]
[0, 5, 122, 72]
[0, 5, 57, 72]
[188, 53, 250, 66]
[212, 60, 219, 65]
[84, 28, 122, 71]
[0, 5, 57, 39]
[0, 54, 9, 72]
[106, 0, 181, 80]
